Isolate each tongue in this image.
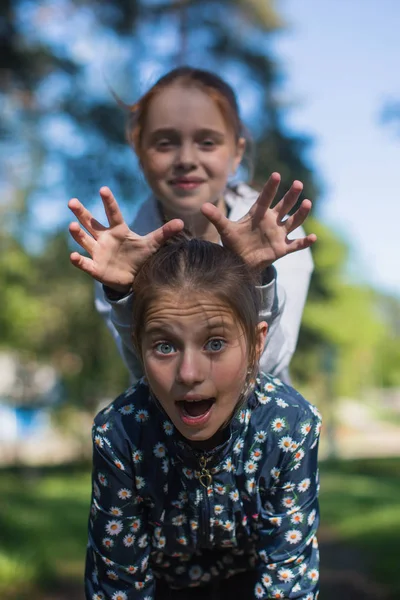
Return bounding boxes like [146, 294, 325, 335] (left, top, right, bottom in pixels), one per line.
[183, 399, 213, 417]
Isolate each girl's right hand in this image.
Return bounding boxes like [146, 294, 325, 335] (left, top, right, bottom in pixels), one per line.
[68, 187, 184, 293]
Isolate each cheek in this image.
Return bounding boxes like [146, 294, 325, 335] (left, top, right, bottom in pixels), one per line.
[142, 152, 172, 180]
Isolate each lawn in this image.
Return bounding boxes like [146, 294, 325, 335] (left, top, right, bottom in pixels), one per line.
[319, 457, 400, 596]
[0, 457, 399, 599]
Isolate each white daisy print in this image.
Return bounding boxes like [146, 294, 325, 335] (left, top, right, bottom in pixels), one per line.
[256, 392, 271, 405]
[254, 430, 267, 442]
[135, 409, 149, 423]
[98, 473, 108, 486]
[244, 460, 258, 475]
[298, 478, 311, 492]
[233, 438, 244, 454]
[214, 483, 226, 495]
[138, 533, 148, 548]
[125, 565, 138, 575]
[229, 490, 239, 502]
[269, 516, 282, 527]
[264, 382, 275, 392]
[308, 569, 319, 582]
[214, 505, 224, 515]
[114, 459, 125, 471]
[224, 520, 234, 532]
[291, 512, 304, 525]
[117, 488, 132, 500]
[261, 573, 273, 588]
[153, 443, 166, 458]
[105, 520, 123, 536]
[189, 565, 203, 580]
[308, 509, 317, 526]
[163, 420, 174, 435]
[271, 418, 286, 432]
[135, 476, 145, 490]
[270, 589, 284, 598]
[119, 404, 134, 415]
[161, 458, 169, 474]
[102, 537, 114, 549]
[182, 467, 194, 479]
[130, 518, 141, 532]
[172, 514, 187, 526]
[281, 497, 295, 509]
[112, 592, 128, 600]
[301, 422, 312, 436]
[285, 529, 303, 545]
[132, 449, 143, 463]
[276, 398, 288, 408]
[278, 436, 293, 452]
[278, 568, 294, 583]
[251, 448, 263, 461]
[270, 467, 280, 480]
[110, 507, 123, 517]
[246, 477, 257, 494]
[223, 457, 235, 472]
[255, 582, 265, 598]
[123, 534, 135, 547]
[106, 570, 118, 580]
[94, 435, 103, 448]
[294, 448, 305, 462]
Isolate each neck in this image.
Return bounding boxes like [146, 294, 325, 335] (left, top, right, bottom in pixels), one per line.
[162, 196, 227, 243]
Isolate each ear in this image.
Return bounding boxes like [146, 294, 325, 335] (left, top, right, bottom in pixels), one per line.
[255, 321, 268, 361]
[232, 137, 246, 173]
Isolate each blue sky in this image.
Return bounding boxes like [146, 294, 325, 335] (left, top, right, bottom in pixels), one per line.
[272, 0, 400, 297]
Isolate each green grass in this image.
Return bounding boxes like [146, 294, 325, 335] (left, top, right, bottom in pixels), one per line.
[319, 457, 400, 595]
[0, 464, 91, 599]
[0, 458, 399, 598]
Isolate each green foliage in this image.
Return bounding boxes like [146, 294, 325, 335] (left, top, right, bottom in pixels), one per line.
[320, 458, 400, 597]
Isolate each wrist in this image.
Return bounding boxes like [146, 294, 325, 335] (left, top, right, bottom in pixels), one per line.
[103, 284, 132, 301]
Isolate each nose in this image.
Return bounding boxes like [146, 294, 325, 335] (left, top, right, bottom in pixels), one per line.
[175, 141, 198, 171]
[175, 349, 206, 386]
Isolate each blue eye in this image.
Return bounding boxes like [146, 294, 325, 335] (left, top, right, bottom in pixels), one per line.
[155, 342, 176, 355]
[205, 339, 225, 352]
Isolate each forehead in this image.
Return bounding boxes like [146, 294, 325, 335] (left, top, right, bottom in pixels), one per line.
[143, 84, 229, 134]
[144, 290, 238, 330]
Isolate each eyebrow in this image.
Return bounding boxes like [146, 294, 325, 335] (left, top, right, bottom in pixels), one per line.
[144, 321, 236, 337]
[148, 128, 226, 141]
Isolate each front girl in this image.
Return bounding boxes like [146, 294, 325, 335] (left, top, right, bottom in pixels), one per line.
[86, 235, 321, 600]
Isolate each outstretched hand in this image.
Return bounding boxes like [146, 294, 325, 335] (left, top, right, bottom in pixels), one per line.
[201, 172, 317, 272]
[68, 187, 184, 292]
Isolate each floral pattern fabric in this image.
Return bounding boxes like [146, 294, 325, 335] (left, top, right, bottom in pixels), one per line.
[86, 373, 322, 600]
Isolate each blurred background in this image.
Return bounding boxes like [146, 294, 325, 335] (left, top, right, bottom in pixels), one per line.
[1, 0, 399, 599]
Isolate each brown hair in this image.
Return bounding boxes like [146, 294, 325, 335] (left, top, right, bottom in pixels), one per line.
[124, 66, 247, 162]
[132, 232, 262, 401]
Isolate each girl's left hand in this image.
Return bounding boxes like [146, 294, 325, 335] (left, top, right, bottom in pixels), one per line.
[201, 172, 317, 273]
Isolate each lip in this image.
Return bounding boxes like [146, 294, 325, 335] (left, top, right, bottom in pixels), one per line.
[176, 397, 215, 427]
[169, 178, 205, 189]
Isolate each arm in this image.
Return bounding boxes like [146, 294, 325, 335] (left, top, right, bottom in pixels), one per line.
[203, 174, 316, 383]
[258, 232, 313, 384]
[254, 408, 321, 599]
[94, 281, 143, 383]
[85, 409, 154, 599]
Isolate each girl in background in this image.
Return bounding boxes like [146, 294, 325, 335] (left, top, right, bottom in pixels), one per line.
[85, 232, 321, 600]
[68, 67, 316, 384]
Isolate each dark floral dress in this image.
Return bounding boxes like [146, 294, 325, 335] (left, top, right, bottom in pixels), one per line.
[85, 373, 322, 600]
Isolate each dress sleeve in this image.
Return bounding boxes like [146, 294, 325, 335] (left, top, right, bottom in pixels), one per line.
[85, 411, 154, 600]
[254, 410, 321, 599]
[94, 281, 144, 384]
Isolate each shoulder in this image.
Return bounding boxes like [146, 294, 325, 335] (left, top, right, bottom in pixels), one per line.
[252, 372, 322, 432]
[93, 378, 156, 444]
[224, 183, 259, 218]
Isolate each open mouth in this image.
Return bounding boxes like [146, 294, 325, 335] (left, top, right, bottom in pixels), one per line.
[176, 398, 215, 425]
